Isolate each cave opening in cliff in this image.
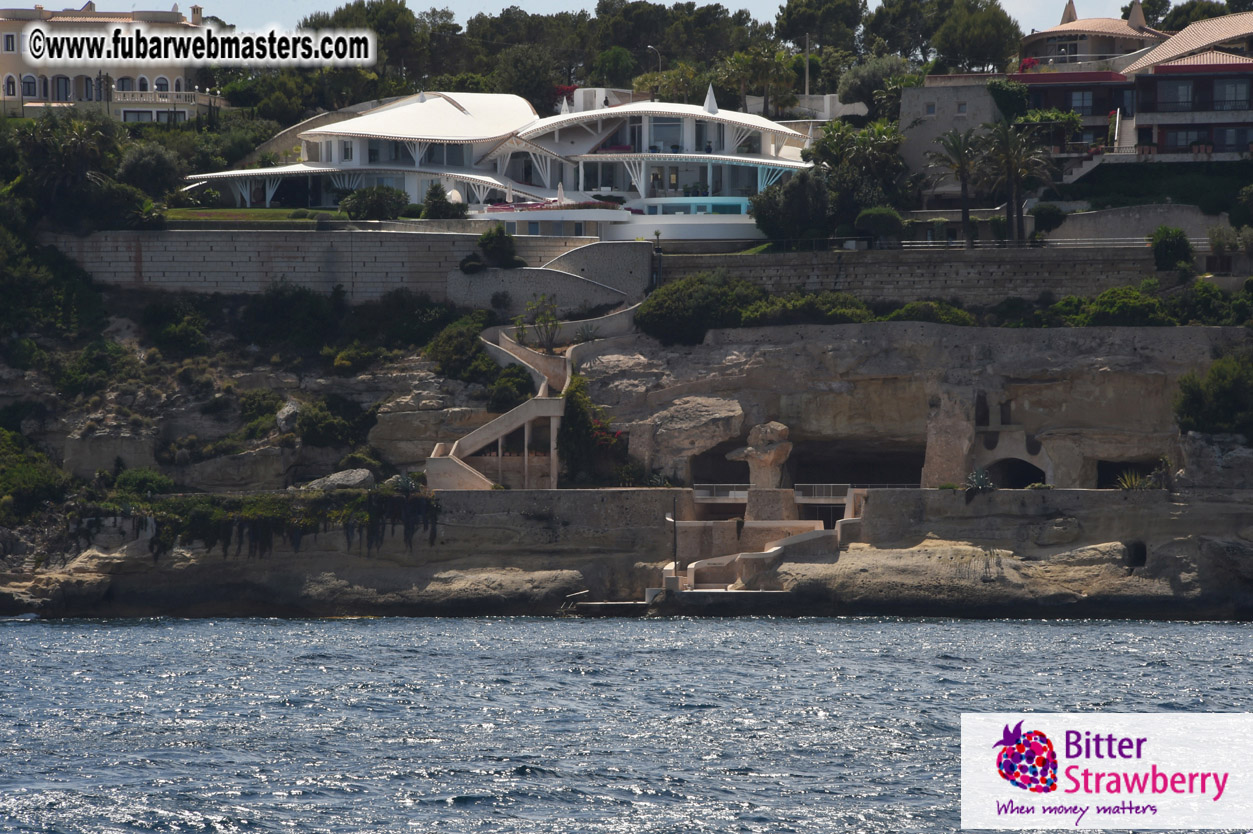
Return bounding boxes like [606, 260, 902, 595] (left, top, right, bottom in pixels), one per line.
[788, 441, 926, 486]
[688, 440, 926, 487]
[985, 457, 1046, 489]
[1096, 459, 1157, 489]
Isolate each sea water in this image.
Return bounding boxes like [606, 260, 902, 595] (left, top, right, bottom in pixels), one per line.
[0, 617, 1248, 833]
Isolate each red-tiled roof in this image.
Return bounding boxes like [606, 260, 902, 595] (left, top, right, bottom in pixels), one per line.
[1023, 17, 1167, 44]
[1124, 11, 1253, 73]
[1158, 49, 1253, 67]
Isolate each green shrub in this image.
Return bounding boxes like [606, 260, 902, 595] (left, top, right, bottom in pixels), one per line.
[1150, 225, 1193, 271]
[420, 182, 468, 220]
[322, 340, 380, 374]
[141, 298, 209, 359]
[558, 375, 627, 484]
[883, 300, 976, 326]
[459, 253, 487, 273]
[337, 445, 382, 473]
[238, 390, 283, 423]
[288, 208, 309, 219]
[296, 395, 375, 448]
[478, 224, 518, 267]
[48, 339, 140, 397]
[423, 311, 500, 384]
[400, 203, 424, 218]
[1030, 203, 1065, 235]
[854, 206, 904, 241]
[113, 467, 175, 497]
[635, 271, 766, 345]
[1079, 284, 1174, 327]
[0, 428, 67, 525]
[739, 291, 873, 327]
[236, 282, 342, 350]
[487, 364, 535, 412]
[1208, 225, 1239, 256]
[342, 289, 457, 349]
[1175, 352, 1253, 440]
[338, 185, 409, 221]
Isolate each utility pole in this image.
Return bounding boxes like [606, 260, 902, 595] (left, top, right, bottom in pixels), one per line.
[805, 33, 810, 98]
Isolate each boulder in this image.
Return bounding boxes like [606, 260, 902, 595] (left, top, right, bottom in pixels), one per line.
[301, 469, 375, 491]
[275, 400, 301, 433]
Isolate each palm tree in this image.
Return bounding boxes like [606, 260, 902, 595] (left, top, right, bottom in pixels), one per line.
[978, 120, 1052, 243]
[716, 51, 754, 112]
[926, 127, 981, 248]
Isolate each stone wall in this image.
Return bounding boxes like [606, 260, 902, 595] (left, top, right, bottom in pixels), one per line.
[446, 267, 627, 317]
[662, 248, 1157, 305]
[45, 230, 594, 303]
[543, 241, 654, 298]
[856, 487, 1253, 556]
[435, 487, 694, 561]
[1054, 204, 1224, 242]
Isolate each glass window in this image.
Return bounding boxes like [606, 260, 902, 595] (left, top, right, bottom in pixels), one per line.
[925, 102, 936, 115]
[1157, 79, 1192, 111]
[1215, 79, 1248, 111]
[21, 75, 35, 97]
[85, 77, 93, 100]
[342, 141, 353, 161]
[174, 78, 182, 92]
[1069, 91, 1093, 115]
[116, 76, 133, 91]
[527, 221, 539, 235]
[650, 117, 681, 151]
[138, 77, 149, 92]
[3, 33, 14, 52]
[4, 76, 13, 97]
[956, 101, 967, 115]
[155, 77, 168, 92]
[1163, 128, 1205, 150]
[53, 76, 70, 101]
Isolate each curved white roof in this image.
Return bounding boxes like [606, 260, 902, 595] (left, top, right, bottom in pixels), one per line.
[518, 101, 804, 141]
[301, 92, 539, 145]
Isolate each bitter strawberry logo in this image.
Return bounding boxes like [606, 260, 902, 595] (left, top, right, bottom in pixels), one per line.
[994, 720, 1058, 793]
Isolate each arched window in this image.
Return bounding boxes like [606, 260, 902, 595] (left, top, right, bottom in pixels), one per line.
[174, 78, 182, 92]
[116, 76, 134, 91]
[155, 76, 168, 92]
[39, 76, 48, 99]
[53, 76, 70, 101]
[21, 74, 35, 97]
[3, 76, 14, 98]
[137, 76, 149, 92]
[84, 77, 94, 100]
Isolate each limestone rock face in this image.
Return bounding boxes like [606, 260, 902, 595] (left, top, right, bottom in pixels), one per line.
[301, 469, 376, 490]
[275, 401, 301, 433]
[368, 399, 495, 469]
[1176, 432, 1253, 489]
[177, 445, 300, 492]
[582, 323, 1251, 488]
[628, 396, 745, 482]
[62, 429, 158, 478]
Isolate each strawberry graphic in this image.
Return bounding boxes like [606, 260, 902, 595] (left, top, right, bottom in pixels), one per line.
[993, 720, 1058, 793]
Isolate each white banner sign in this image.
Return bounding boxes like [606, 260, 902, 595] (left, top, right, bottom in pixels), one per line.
[961, 713, 1253, 829]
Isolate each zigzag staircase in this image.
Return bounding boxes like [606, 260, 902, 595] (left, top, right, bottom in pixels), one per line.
[425, 325, 570, 490]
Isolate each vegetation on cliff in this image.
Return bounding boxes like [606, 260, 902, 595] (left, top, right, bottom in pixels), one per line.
[1175, 352, 1253, 442]
[636, 272, 1253, 345]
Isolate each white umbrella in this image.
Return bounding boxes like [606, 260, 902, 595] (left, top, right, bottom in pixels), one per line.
[506, 182, 514, 204]
[556, 183, 566, 204]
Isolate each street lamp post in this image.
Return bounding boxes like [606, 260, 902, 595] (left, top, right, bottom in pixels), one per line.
[646, 45, 661, 101]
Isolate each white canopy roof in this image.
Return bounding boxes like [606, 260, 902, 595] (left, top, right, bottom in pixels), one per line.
[301, 92, 539, 145]
[519, 101, 805, 141]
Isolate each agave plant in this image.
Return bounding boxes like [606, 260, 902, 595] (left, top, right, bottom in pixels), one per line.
[1116, 470, 1150, 491]
[965, 468, 995, 503]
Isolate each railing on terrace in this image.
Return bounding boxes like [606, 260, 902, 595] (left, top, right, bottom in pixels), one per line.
[692, 483, 921, 501]
[901, 237, 1209, 252]
[794, 484, 849, 499]
[693, 484, 750, 498]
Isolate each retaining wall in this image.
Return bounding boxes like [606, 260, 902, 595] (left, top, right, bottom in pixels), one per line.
[662, 248, 1158, 305]
[1054, 204, 1224, 241]
[447, 267, 625, 317]
[44, 230, 594, 303]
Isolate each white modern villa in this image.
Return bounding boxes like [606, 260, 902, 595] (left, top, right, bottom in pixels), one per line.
[192, 87, 812, 239]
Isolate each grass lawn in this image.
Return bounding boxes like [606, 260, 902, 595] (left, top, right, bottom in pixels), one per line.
[165, 208, 348, 222]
